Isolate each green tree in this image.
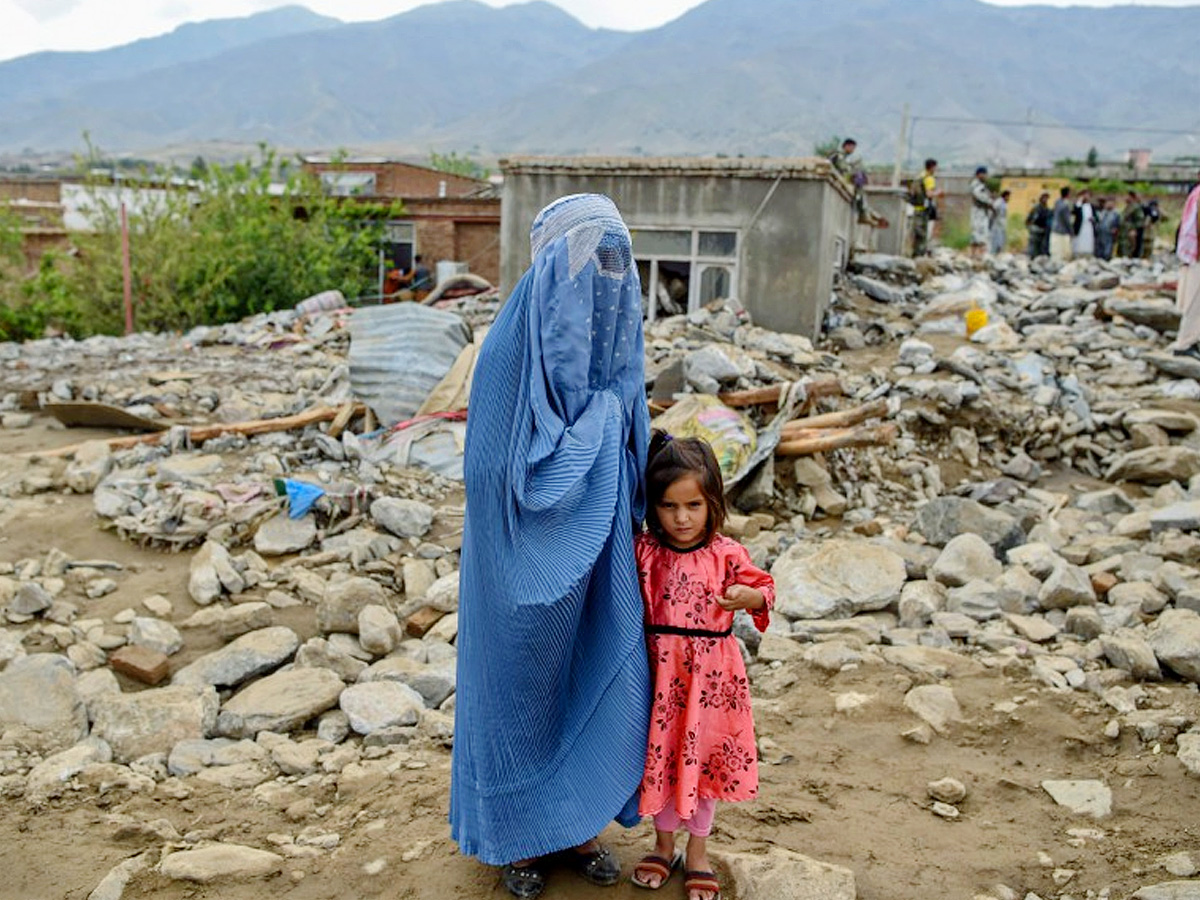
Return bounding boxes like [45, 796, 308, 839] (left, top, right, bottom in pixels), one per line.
[3, 145, 401, 338]
[429, 150, 489, 181]
[1086, 146, 1099, 167]
[813, 135, 841, 158]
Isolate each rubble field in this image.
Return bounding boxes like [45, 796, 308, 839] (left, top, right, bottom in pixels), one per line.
[0, 250, 1199, 900]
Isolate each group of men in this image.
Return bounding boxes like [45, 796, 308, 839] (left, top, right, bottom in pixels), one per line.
[1024, 187, 1160, 262]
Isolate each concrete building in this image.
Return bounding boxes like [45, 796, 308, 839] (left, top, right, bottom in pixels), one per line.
[499, 156, 856, 338]
[301, 158, 500, 286]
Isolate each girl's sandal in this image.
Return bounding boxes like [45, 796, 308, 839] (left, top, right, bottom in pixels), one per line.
[684, 869, 722, 900]
[631, 850, 683, 889]
[501, 862, 546, 899]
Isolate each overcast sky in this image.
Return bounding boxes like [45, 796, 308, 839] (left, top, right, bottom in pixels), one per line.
[2, 0, 1199, 62]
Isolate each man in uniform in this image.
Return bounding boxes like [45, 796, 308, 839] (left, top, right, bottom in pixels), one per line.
[829, 138, 869, 221]
[969, 167, 996, 258]
[1119, 192, 1146, 258]
[1026, 192, 1052, 258]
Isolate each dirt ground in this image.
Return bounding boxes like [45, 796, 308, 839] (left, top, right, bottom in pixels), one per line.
[2, 417, 1200, 900]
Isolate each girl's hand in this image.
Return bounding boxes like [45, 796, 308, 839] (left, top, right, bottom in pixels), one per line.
[718, 584, 765, 611]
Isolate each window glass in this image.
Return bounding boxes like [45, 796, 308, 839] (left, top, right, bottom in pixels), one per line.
[698, 231, 737, 257]
[699, 266, 732, 304]
[632, 229, 690, 256]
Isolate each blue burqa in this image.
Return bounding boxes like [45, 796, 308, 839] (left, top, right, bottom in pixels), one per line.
[450, 194, 652, 865]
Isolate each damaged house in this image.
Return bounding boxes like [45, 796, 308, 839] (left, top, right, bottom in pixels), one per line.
[499, 156, 857, 338]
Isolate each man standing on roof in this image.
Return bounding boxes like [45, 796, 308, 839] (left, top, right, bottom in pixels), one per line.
[829, 138, 869, 223]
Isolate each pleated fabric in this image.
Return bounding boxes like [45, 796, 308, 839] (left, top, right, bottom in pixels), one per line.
[450, 194, 651, 866]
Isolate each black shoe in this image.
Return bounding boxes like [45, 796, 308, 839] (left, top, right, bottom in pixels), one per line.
[566, 843, 620, 887]
[501, 862, 546, 899]
[1172, 345, 1200, 360]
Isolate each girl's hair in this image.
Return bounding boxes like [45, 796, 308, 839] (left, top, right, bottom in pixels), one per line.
[645, 429, 726, 544]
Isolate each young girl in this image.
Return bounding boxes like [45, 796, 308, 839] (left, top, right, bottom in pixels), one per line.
[631, 432, 775, 900]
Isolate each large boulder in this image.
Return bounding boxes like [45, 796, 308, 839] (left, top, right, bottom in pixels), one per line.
[340, 681, 426, 734]
[159, 844, 283, 883]
[172, 627, 300, 688]
[771, 541, 907, 620]
[930, 533, 1002, 587]
[1107, 447, 1200, 485]
[217, 668, 344, 738]
[0, 654, 87, 752]
[317, 574, 392, 634]
[718, 846, 856, 900]
[1148, 609, 1200, 683]
[91, 684, 219, 763]
[912, 497, 1024, 552]
[253, 514, 317, 556]
[370, 498, 434, 539]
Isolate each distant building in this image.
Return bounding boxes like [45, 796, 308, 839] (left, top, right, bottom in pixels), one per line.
[499, 156, 856, 338]
[1127, 149, 1153, 173]
[300, 158, 500, 287]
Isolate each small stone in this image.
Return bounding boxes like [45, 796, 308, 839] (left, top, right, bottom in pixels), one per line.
[404, 606, 445, 638]
[129, 617, 183, 656]
[928, 777, 967, 804]
[931, 801, 960, 819]
[339, 681, 426, 734]
[254, 514, 318, 556]
[1040, 779, 1112, 817]
[904, 685, 963, 735]
[358, 605, 402, 656]
[370, 498, 434, 539]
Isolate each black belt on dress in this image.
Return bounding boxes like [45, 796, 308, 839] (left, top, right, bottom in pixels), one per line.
[646, 624, 732, 639]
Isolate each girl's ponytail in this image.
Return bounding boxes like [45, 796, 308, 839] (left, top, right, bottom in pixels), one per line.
[648, 429, 673, 462]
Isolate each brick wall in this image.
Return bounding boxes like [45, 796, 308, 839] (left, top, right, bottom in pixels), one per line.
[302, 161, 485, 200]
[0, 179, 63, 203]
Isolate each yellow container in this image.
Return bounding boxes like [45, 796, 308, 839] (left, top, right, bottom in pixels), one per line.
[965, 307, 989, 336]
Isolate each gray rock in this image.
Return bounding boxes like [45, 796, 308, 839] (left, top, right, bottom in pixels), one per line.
[172, 627, 300, 688]
[25, 736, 113, 802]
[927, 777, 967, 804]
[64, 440, 114, 494]
[1177, 733, 1200, 778]
[358, 656, 456, 708]
[129, 617, 183, 656]
[1038, 562, 1096, 609]
[1151, 501, 1200, 534]
[1005, 613, 1059, 643]
[904, 685, 963, 735]
[1006, 542, 1064, 579]
[1064, 606, 1106, 640]
[1109, 581, 1169, 613]
[946, 580, 1013, 621]
[897, 580, 946, 628]
[718, 846, 856, 900]
[1106, 298, 1181, 332]
[913, 497, 1025, 552]
[930, 533, 1002, 587]
[317, 710, 351, 744]
[370, 497, 435, 539]
[1148, 609, 1200, 683]
[189, 541, 243, 605]
[88, 852, 151, 900]
[91, 684, 219, 763]
[340, 681, 425, 734]
[1132, 881, 1200, 900]
[1145, 351, 1200, 380]
[423, 572, 460, 612]
[1041, 779, 1112, 817]
[317, 574, 392, 634]
[159, 843, 283, 883]
[294, 637, 368, 682]
[1100, 632, 1162, 680]
[157, 454, 223, 482]
[167, 737, 267, 776]
[11, 581, 53, 616]
[253, 514, 317, 556]
[0, 654, 87, 752]
[1107, 447, 1200, 485]
[181, 602, 274, 638]
[771, 541, 907, 619]
[357, 605, 402, 656]
[217, 668, 344, 738]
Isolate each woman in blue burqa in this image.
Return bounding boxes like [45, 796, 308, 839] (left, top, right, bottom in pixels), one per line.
[450, 194, 651, 898]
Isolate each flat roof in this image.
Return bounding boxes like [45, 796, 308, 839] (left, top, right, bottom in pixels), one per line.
[501, 155, 838, 179]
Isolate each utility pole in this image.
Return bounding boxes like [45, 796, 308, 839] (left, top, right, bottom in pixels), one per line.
[1024, 107, 1034, 170]
[892, 103, 910, 187]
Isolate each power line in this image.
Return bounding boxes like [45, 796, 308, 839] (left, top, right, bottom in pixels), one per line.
[914, 115, 1197, 136]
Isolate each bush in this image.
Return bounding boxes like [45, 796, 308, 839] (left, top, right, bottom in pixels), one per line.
[2, 147, 400, 339]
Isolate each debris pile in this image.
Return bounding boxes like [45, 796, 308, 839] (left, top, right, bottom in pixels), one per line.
[0, 249, 1199, 898]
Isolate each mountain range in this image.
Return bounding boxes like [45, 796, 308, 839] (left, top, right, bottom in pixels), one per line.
[1, 0, 1198, 167]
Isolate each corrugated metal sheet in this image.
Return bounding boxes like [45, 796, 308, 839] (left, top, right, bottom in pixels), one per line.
[347, 303, 471, 428]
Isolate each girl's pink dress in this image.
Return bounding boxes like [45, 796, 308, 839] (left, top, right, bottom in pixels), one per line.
[634, 532, 775, 820]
